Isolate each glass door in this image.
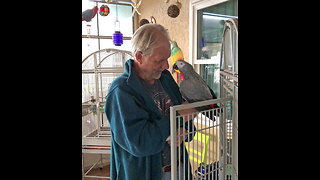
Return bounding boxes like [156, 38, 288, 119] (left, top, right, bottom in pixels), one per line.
[191, 0, 238, 98]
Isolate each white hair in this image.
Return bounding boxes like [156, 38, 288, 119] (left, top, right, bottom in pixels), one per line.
[131, 24, 171, 57]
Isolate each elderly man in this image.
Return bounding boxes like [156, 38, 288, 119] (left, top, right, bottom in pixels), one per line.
[105, 24, 197, 180]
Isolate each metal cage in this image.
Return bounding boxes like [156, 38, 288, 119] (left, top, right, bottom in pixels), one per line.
[169, 18, 238, 180]
[82, 48, 132, 179]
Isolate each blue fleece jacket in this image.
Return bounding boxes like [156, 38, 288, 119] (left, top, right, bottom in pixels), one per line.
[105, 59, 195, 180]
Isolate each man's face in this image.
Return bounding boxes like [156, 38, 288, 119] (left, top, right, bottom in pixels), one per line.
[141, 41, 171, 81]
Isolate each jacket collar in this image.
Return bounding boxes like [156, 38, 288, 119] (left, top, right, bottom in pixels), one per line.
[125, 59, 145, 92]
[124, 59, 161, 115]
[124, 59, 181, 116]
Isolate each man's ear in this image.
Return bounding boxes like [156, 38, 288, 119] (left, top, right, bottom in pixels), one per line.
[135, 51, 143, 64]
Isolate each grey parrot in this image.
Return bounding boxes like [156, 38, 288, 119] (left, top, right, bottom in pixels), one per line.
[173, 60, 220, 118]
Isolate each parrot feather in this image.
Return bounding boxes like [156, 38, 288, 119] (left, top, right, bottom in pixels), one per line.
[173, 60, 221, 120]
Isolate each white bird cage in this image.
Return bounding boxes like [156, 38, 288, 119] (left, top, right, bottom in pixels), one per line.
[169, 18, 238, 180]
[219, 18, 238, 180]
[82, 48, 132, 179]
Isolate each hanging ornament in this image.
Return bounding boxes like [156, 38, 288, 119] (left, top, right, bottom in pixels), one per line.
[167, 0, 182, 18]
[113, 3, 123, 46]
[99, 4, 110, 16]
[82, 6, 98, 22]
[86, 23, 91, 47]
[86, 24, 91, 39]
[113, 31, 123, 46]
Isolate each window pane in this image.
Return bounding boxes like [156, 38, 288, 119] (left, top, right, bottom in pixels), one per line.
[82, 0, 133, 60]
[197, 0, 237, 61]
[197, 0, 238, 98]
[82, 38, 99, 60]
[198, 14, 226, 62]
[98, 4, 133, 37]
[200, 64, 220, 98]
[100, 39, 132, 52]
[82, 1, 133, 37]
[82, 39, 132, 60]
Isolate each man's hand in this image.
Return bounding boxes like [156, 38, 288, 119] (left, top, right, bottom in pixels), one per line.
[167, 127, 188, 147]
[177, 101, 198, 122]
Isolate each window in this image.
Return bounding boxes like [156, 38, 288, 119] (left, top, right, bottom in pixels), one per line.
[190, 0, 238, 98]
[82, 0, 133, 60]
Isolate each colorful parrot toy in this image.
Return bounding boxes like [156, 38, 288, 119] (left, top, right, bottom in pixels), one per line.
[88, 96, 97, 115]
[170, 41, 185, 85]
[82, 6, 98, 22]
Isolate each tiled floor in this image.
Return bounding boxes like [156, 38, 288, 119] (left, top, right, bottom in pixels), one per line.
[84, 165, 110, 180]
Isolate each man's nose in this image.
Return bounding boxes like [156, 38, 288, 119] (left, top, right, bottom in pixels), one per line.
[162, 60, 169, 70]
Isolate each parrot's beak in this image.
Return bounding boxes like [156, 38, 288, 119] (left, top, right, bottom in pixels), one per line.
[172, 63, 178, 74]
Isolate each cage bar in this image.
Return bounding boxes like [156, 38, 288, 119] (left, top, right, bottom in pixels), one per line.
[170, 97, 233, 180]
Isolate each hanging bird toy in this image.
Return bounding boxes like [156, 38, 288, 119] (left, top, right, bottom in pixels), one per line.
[113, 2, 123, 46]
[82, 6, 98, 22]
[167, 0, 182, 18]
[87, 24, 91, 38]
[99, 4, 110, 16]
[171, 41, 185, 85]
[88, 96, 98, 115]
